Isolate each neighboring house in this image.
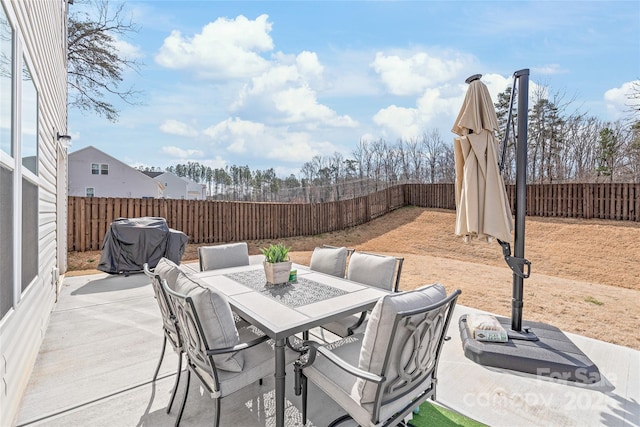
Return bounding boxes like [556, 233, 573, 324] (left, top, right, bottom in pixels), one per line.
[0, 1, 69, 425]
[68, 146, 164, 198]
[143, 171, 206, 200]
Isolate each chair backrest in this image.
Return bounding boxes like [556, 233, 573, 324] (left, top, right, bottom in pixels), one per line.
[198, 242, 250, 271]
[347, 251, 404, 292]
[144, 259, 182, 350]
[356, 284, 460, 424]
[162, 272, 243, 394]
[309, 245, 352, 277]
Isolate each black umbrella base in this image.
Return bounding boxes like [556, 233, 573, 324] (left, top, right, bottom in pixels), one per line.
[459, 314, 601, 384]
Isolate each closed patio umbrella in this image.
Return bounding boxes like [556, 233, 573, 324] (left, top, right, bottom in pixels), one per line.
[454, 71, 600, 385]
[452, 75, 513, 244]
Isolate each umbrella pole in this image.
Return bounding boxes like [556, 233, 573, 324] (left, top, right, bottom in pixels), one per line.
[509, 68, 536, 340]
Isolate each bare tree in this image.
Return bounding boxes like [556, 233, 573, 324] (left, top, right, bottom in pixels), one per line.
[68, 0, 143, 121]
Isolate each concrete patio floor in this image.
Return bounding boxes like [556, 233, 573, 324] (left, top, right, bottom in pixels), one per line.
[14, 265, 640, 427]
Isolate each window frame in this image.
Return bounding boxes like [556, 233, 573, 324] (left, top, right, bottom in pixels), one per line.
[100, 163, 109, 175]
[86, 187, 95, 197]
[1, 6, 42, 322]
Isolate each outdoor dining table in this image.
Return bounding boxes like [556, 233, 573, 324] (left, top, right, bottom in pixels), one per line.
[192, 263, 390, 427]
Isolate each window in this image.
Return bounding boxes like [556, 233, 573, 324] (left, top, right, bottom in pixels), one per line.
[0, 5, 12, 157]
[0, 5, 41, 319]
[86, 187, 95, 197]
[21, 59, 37, 174]
[0, 5, 14, 319]
[92, 163, 108, 175]
[0, 165, 14, 318]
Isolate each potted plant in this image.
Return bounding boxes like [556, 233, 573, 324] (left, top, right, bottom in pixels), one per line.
[260, 243, 292, 285]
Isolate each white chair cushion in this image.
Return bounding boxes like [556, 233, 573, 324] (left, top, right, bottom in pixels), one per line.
[310, 246, 348, 277]
[355, 283, 447, 404]
[174, 272, 244, 372]
[199, 242, 250, 271]
[154, 257, 181, 289]
[347, 252, 397, 290]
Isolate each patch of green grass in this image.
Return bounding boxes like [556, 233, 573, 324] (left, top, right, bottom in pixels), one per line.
[584, 296, 604, 306]
[409, 401, 487, 427]
[87, 258, 95, 263]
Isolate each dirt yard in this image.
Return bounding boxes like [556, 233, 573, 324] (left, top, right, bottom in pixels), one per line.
[67, 207, 640, 350]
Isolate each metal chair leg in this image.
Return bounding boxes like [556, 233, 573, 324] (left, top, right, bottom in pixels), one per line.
[301, 374, 308, 425]
[153, 336, 168, 381]
[175, 369, 190, 427]
[214, 397, 221, 427]
[166, 353, 183, 413]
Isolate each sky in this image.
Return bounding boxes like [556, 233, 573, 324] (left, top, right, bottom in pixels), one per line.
[67, 0, 640, 177]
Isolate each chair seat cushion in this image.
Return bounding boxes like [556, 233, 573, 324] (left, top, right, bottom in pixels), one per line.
[321, 314, 362, 337]
[305, 333, 436, 426]
[310, 246, 348, 277]
[304, 335, 364, 418]
[174, 272, 244, 372]
[356, 283, 447, 404]
[213, 326, 298, 397]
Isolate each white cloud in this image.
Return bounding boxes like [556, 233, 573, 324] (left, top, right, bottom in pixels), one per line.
[202, 117, 344, 163]
[373, 105, 421, 140]
[604, 80, 639, 118]
[113, 37, 144, 60]
[159, 119, 199, 137]
[532, 64, 567, 75]
[161, 146, 204, 158]
[203, 117, 265, 153]
[371, 50, 472, 96]
[272, 86, 358, 127]
[231, 51, 356, 129]
[372, 73, 516, 141]
[155, 14, 273, 79]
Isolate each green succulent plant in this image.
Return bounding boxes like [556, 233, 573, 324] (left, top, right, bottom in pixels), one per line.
[260, 243, 291, 263]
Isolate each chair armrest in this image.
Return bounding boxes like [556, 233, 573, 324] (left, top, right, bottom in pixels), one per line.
[346, 311, 368, 335]
[143, 263, 154, 279]
[302, 340, 384, 384]
[207, 334, 269, 356]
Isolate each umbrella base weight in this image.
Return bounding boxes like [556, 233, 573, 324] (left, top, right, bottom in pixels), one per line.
[459, 314, 601, 384]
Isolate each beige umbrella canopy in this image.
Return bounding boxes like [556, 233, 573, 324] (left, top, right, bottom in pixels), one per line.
[452, 77, 513, 243]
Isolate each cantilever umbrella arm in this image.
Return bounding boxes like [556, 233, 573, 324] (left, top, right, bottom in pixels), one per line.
[497, 240, 531, 279]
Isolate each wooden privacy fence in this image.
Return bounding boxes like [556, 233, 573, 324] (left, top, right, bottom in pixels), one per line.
[68, 182, 639, 252]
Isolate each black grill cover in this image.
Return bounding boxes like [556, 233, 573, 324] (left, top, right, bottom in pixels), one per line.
[97, 217, 188, 274]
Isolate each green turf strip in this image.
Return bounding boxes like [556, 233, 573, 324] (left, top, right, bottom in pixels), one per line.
[409, 401, 487, 427]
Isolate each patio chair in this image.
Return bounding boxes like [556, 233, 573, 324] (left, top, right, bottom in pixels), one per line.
[198, 242, 250, 271]
[162, 271, 297, 427]
[309, 245, 354, 278]
[321, 251, 404, 337]
[294, 284, 461, 426]
[143, 259, 184, 414]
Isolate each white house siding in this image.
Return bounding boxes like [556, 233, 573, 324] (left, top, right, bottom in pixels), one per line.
[156, 171, 188, 199]
[186, 180, 207, 200]
[0, 1, 68, 426]
[68, 146, 163, 198]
